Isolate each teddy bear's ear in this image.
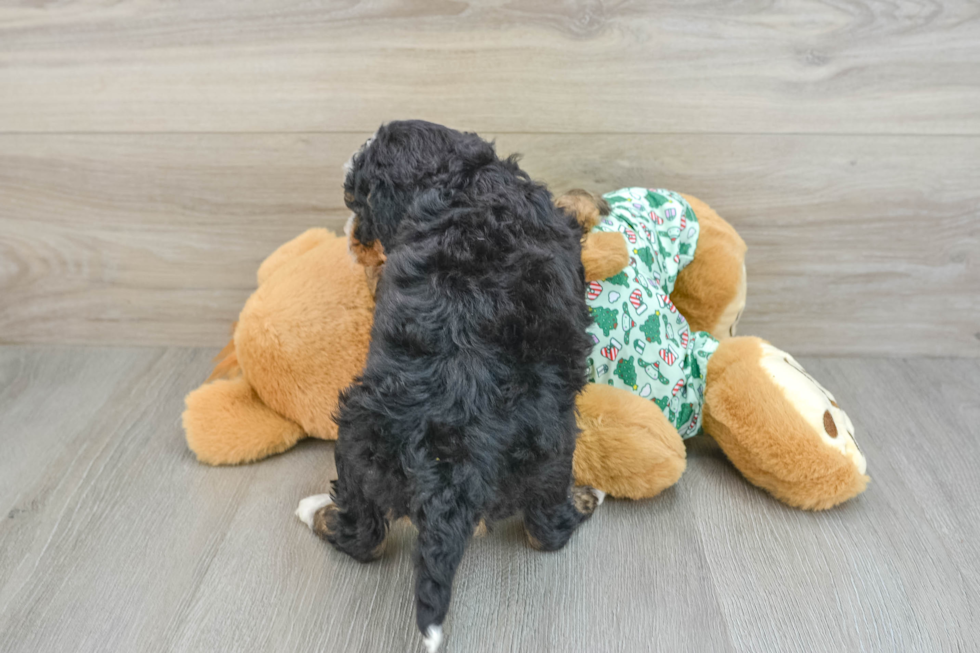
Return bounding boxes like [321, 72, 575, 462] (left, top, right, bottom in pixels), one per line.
[556, 189, 610, 232]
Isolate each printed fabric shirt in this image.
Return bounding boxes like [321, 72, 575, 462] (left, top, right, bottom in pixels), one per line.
[585, 188, 719, 439]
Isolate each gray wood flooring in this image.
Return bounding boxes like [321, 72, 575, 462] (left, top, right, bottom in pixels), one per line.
[0, 347, 977, 652]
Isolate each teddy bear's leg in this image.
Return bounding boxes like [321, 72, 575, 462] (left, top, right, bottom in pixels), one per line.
[574, 383, 687, 499]
[671, 195, 748, 340]
[183, 376, 307, 465]
[702, 336, 869, 510]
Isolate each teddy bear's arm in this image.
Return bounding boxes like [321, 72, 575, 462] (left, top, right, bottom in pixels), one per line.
[582, 232, 630, 282]
[671, 196, 747, 339]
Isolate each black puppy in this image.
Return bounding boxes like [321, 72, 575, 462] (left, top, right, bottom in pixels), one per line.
[296, 120, 601, 652]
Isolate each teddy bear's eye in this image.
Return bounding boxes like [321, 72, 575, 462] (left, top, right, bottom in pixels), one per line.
[823, 410, 838, 438]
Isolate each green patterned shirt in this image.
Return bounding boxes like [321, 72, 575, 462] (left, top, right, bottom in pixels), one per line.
[585, 188, 719, 438]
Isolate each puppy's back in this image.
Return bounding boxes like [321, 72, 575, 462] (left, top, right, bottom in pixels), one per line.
[339, 121, 592, 649]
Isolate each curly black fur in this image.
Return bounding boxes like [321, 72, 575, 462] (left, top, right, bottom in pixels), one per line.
[325, 120, 596, 642]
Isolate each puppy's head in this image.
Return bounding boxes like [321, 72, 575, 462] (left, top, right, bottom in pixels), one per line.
[343, 120, 496, 261]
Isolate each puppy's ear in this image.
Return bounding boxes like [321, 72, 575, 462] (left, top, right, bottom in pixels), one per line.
[347, 214, 387, 268]
[365, 179, 403, 247]
[349, 174, 405, 254]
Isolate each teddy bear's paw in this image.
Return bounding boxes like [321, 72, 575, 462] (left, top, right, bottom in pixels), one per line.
[758, 343, 866, 475]
[295, 494, 334, 530]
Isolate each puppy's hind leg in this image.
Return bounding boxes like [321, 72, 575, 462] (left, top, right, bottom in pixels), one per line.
[296, 463, 389, 563]
[522, 410, 603, 551]
[524, 485, 603, 552]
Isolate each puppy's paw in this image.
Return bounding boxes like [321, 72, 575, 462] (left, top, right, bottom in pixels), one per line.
[572, 485, 602, 516]
[593, 488, 607, 506]
[295, 494, 333, 530]
[472, 519, 488, 538]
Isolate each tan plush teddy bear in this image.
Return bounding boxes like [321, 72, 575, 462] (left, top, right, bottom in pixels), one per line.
[183, 188, 868, 510]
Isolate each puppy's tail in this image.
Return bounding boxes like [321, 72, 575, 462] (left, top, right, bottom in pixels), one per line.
[414, 485, 478, 653]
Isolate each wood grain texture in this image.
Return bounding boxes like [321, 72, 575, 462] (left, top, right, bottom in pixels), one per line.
[1, 0, 979, 134]
[0, 133, 355, 347]
[2, 133, 978, 355]
[1, 348, 978, 652]
[684, 356, 980, 651]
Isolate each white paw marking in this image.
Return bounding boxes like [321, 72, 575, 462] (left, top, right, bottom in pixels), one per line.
[295, 494, 333, 530]
[593, 489, 606, 505]
[423, 625, 443, 653]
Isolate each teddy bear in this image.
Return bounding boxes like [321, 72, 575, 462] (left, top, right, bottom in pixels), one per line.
[183, 188, 868, 510]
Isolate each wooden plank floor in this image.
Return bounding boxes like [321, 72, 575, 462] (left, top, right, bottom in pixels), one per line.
[1, 347, 977, 652]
